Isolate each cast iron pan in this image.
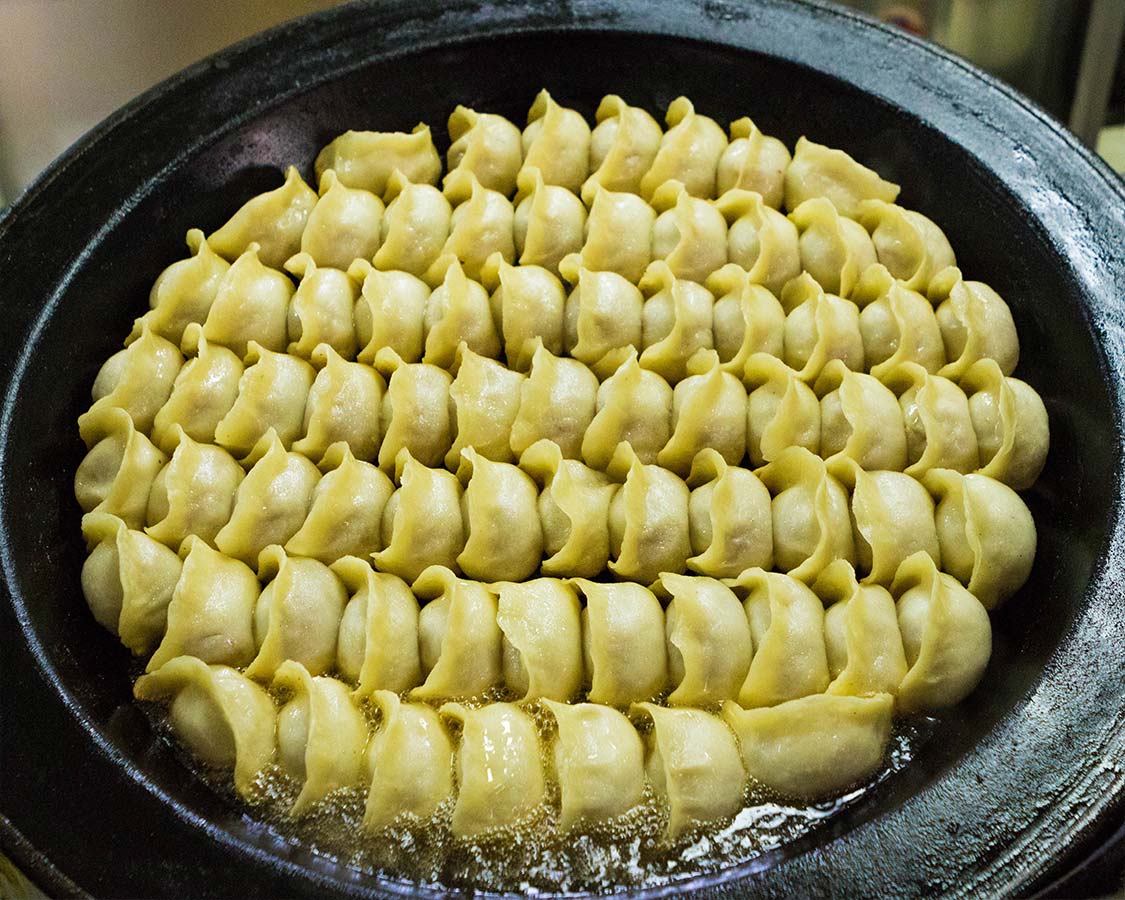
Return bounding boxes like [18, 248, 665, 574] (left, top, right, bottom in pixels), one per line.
[2, 0, 1124, 896]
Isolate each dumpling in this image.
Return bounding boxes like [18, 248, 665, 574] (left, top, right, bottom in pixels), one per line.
[273, 662, 368, 814]
[542, 700, 645, 830]
[445, 344, 524, 467]
[707, 264, 786, 376]
[208, 166, 317, 269]
[333, 556, 421, 695]
[930, 267, 1019, 380]
[456, 449, 543, 583]
[314, 124, 442, 195]
[481, 254, 566, 370]
[582, 351, 673, 470]
[430, 176, 515, 282]
[292, 345, 384, 464]
[285, 443, 394, 564]
[658, 351, 747, 476]
[521, 439, 616, 578]
[575, 579, 667, 706]
[441, 702, 545, 838]
[721, 693, 893, 799]
[146, 536, 259, 671]
[715, 190, 801, 298]
[520, 90, 592, 194]
[850, 264, 945, 377]
[631, 703, 744, 840]
[783, 136, 900, 218]
[373, 449, 464, 582]
[351, 261, 430, 365]
[134, 657, 276, 797]
[657, 573, 752, 706]
[422, 258, 501, 369]
[412, 565, 501, 700]
[780, 272, 865, 381]
[607, 444, 691, 583]
[443, 105, 523, 201]
[858, 199, 956, 293]
[284, 253, 359, 360]
[81, 512, 183, 656]
[731, 568, 830, 707]
[815, 360, 907, 471]
[201, 244, 293, 357]
[716, 117, 791, 209]
[577, 184, 655, 284]
[213, 342, 315, 458]
[961, 358, 1049, 490]
[496, 578, 583, 701]
[372, 170, 452, 281]
[514, 167, 587, 276]
[300, 169, 384, 270]
[639, 97, 727, 201]
[789, 197, 877, 298]
[139, 228, 229, 345]
[638, 260, 716, 384]
[246, 545, 348, 680]
[560, 255, 645, 377]
[214, 431, 320, 567]
[686, 449, 773, 578]
[883, 362, 979, 477]
[509, 341, 598, 460]
[744, 353, 821, 467]
[363, 691, 453, 831]
[375, 352, 454, 471]
[75, 407, 166, 529]
[926, 469, 1036, 609]
[584, 94, 662, 195]
[650, 180, 728, 284]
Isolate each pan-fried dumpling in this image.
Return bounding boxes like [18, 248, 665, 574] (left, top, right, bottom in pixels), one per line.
[140, 228, 229, 345]
[284, 253, 359, 360]
[758, 447, 855, 583]
[577, 184, 655, 283]
[363, 691, 453, 831]
[631, 703, 744, 840]
[658, 351, 748, 475]
[582, 351, 672, 470]
[134, 657, 276, 797]
[445, 344, 524, 468]
[247, 545, 347, 680]
[607, 444, 691, 582]
[584, 94, 662, 195]
[300, 170, 384, 270]
[496, 578, 583, 701]
[481, 254, 566, 370]
[715, 190, 801, 298]
[413, 565, 501, 700]
[926, 469, 1036, 609]
[575, 579, 667, 706]
[560, 255, 644, 377]
[816, 360, 907, 471]
[375, 352, 454, 471]
[716, 117, 791, 209]
[75, 407, 166, 529]
[520, 90, 591, 194]
[509, 341, 598, 460]
[150, 325, 243, 452]
[214, 431, 320, 566]
[373, 450, 465, 582]
[731, 568, 830, 707]
[883, 362, 979, 476]
[781, 273, 865, 382]
[640, 97, 727, 201]
[814, 559, 907, 697]
[744, 354, 821, 467]
[208, 166, 317, 269]
[542, 700, 645, 830]
[789, 197, 877, 298]
[783, 136, 900, 218]
[285, 443, 394, 564]
[514, 168, 586, 276]
[444, 105, 522, 201]
[314, 124, 442, 195]
[213, 342, 315, 458]
[961, 358, 1049, 490]
[650, 180, 727, 284]
[80, 322, 183, 437]
[850, 264, 945, 377]
[145, 427, 243, 548]
[639, 261, 716, 384]
[857, 199, 955, 293]
[82, 512, 183, 655]
[274, 662, 368, 814]
[146, 536, 259, 671]
[441, 701, 545, 838]
[333, 557, 420, 695]
[457, 449, 543, 582]
[422, 259, 501, 369]
[707, 264, 786, 376]
[892, 551, 992, 711]
[373, 170, 452, 281]
[930, 267, 1019, 380]
[657, 573, 752, 706]
[350, 261, 430, 365]
[292, 345, 384, 464]
[721, 692, 893, 799]
[431, 176, 515, 282]
[201, 244, 293, 357]
[686, 449, 773, 577]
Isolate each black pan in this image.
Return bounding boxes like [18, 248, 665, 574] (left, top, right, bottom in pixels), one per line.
[2, 1, 1124, 896]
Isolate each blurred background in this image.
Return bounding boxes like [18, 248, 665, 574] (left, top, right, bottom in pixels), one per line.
[0, 0, 1122, 209]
